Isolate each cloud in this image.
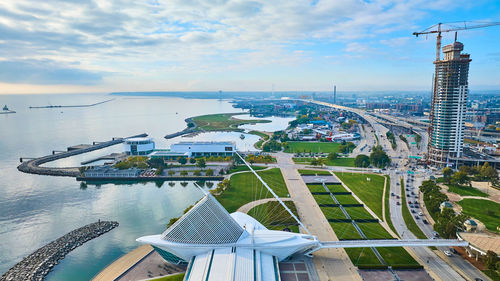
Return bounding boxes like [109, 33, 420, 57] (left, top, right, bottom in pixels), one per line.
[0, 0, 477, 88]
[0, 59, 103, 85]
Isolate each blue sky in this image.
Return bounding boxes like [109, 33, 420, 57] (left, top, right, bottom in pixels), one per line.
[0, 0, 499, 94]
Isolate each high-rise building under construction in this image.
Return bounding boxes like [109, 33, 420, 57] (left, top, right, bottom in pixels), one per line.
[428, 41, 471, 166]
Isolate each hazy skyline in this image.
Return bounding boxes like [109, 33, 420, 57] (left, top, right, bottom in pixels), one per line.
[0, 0, 499, 94]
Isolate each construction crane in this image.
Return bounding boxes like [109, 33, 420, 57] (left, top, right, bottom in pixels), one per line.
[413, 21, 500, 61]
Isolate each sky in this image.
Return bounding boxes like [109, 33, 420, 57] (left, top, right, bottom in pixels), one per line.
[0, 0, 499, 94]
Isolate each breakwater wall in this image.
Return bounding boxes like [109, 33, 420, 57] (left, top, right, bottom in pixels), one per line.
[77, 175, 224, 182]
[164, 118, 197, 139]
[17, 133, 147, 177]
[0, 221, 119, 281]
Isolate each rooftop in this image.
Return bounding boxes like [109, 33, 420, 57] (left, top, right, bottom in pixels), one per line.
[173, 141, 235, 146]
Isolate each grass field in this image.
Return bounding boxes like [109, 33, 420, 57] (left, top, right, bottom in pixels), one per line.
[227, 165, 266, 174]
[357, 223, 394, 239]
[344, 248, 382, 267]
[293, 157, 355, 167]
[335, 173, 385, 219]
[345, 207, 374, 220]
[330, 222, 362, 239]
[458, 198, 500, 233]
[250, 130, 269, 149]
[401, 179, 427, 239]
[218, 168, 288, 213]
[284, 142, 342, 153]
[384, 175, 399, 238]
[192, 113, 270, 131]
[335, 194, 361, 205]
[298, 169, 331, 175]
[446, 184, 488, 197]
[321, 207, 348, 219]
[376, 247, 419, 267]
[247, 201, 299, 232]
[150, 273, 185, 281]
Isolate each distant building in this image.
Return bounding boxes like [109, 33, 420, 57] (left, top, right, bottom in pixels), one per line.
[150, 141, 236, 160]
[124, 137, 155, 155]
[439, 201, 453, 213]
[84, 166, 141, 178]
[428, 41, 471, 166]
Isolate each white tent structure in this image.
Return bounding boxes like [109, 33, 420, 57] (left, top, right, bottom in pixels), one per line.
[137, 153, 468, 281]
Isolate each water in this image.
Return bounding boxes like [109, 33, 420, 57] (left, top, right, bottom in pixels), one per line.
[0, 94, 292, 280]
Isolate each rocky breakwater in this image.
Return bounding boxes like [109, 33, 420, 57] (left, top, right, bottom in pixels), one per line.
[1, 221, 119, 281]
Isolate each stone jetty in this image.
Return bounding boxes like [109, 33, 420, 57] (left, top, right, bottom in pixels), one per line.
[1, 221, 119, 281]
[17, 133, 147, 177]
[164, 118, 197, 139]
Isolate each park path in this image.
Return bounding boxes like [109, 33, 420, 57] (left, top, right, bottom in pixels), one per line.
[236, 198, 292, 214]
[275, 152, 362, 281]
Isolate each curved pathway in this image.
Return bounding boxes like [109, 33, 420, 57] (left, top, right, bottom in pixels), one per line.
[236, 198, 292, 214]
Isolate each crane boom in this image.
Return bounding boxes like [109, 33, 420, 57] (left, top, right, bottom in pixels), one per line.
[413, 21, 500, 61]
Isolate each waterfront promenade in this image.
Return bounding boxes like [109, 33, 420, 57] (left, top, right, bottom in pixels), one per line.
[1, 221, 118, 281]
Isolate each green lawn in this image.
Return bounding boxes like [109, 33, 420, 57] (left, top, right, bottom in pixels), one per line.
[247, 201, 299, 232]
[401, 179, 427, 239]
[285, 142, 341, 153]
[313, 194, 335, 204]
[458, 198, 500, 233]
[335, 173, 385, 219]
[376, 247, 420, 267]
[308, 185, 328, 193]
[149, 273, 185, 281]
[293, 157, 355, 167]
[335, 194, 361, 205]
[192, 113, 270, 131]
[218, 168, 288, 213]
[307, 184, 348, 193]
[446, 184, 488, 197]
[250, 130, 269, 149]
[345, 207, 374, 220]
[330, 222, 362, 240]
[357, 223, 394, 239]
[298, 169, 331, 175]
[321, 207, 348, 219]
[384, 175, 399, 238]
[344, 248, 383, 267]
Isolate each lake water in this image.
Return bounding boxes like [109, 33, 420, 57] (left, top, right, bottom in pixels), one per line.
[0, 94, 292, 280]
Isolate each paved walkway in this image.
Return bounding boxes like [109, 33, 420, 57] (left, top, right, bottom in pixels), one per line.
[276, 152, 362, 281]
[93, 245, 153, 281]
[236, 197, 293, 213]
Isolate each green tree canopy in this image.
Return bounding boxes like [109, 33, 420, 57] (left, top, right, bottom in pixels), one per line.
[354, 154, 370, 168]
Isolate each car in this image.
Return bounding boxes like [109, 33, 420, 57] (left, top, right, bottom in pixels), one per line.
[396, 202, 400, 205]
[418, 212, 423, 216]
[475, 278, 483, 281]
[450, 248, 458, 254]
[414, 216, 419, 219]
[396, 195, 400, 199]
[411, 210, 416, 213]
[444, 250, 452, 257]
[423, 220, 428, 224]
[391, 192, 395, 196]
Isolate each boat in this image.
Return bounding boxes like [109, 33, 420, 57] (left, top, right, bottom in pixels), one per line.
[0, 105, 15, 114]
[240, 134, 245, 139]
[3, 105, 8, 111]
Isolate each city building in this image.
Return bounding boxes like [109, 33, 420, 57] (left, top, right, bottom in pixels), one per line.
[463, 219, 478, 232]
[428, 41, 471, 166]
[124, 137, 155, 155]
[150, 141, 236, 160]
[439, 201, 453, 213]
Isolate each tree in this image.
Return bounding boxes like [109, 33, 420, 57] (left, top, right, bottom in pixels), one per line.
[196, 158, 206, 168]
[354, 154, 370, 168]
[178, 157, 187, 165]
[205, 168, 214, 176]
[187, 122, 195, 128]
[481, 162, 498, 184]
[442, 167, 453, 183]
[484, 250, 499, 270]
[180, 170, 188, 176]
[189, 158, 196, 164]
[369, 146, 391, 168]
[193, 170, 201, 176]
[168, 170, 175, 176]
[328, 152, 338, 160]
[452, 171, 470, 186]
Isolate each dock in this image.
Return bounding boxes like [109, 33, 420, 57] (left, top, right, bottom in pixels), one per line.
[29, 99, 114, 109]
[17, 133, 147, 177]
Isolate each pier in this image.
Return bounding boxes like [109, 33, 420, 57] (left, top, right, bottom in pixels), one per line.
[0, 221, 119, 281]
[18, 133, 147, 177]
[164, 118, 197, 139]
[29, 99, 114, 109]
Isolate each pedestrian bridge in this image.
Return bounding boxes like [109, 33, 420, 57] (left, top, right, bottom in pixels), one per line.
[319, 239, 468, 249]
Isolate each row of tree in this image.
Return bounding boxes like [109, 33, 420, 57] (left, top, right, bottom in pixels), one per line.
[442, 162, 498, 186]
[419, 180, 468, 238]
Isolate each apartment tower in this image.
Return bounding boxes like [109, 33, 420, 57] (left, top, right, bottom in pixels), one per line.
[428, 41, 471, 166]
